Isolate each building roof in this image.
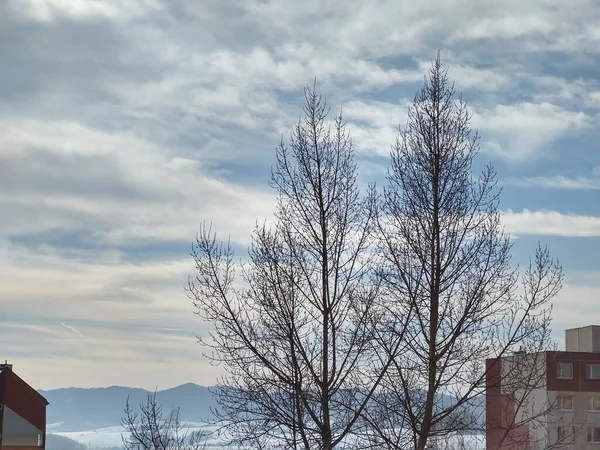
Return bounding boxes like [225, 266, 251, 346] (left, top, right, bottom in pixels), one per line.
[0, 364, 49, 406]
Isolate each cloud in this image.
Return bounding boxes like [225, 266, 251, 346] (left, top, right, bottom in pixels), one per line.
[526, 75, 600, 109]
[446, 0, 600, 53]
[0, 240, 213, 389]
[502, 210, 600, 237]
[472, 102, 591, 161]
[417, 58, 515, 92]
[503, 170, 600, 190]
[6, 0, 164, 22]
[449, 14, 555, 42]
[552, 276, 600, 347]
[0, 117, 276, 246]
[343, 100, 410, 156]
[1, 0, 600, 390]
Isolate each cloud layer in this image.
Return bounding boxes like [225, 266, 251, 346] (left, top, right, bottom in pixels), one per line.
[2, 0, 600, 389]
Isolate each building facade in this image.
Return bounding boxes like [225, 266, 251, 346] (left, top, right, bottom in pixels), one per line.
[0, 363, 48, 450]
[487, 326, 600, 450]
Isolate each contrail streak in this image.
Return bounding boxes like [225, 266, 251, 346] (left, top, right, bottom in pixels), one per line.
[60, 322, 84, 338]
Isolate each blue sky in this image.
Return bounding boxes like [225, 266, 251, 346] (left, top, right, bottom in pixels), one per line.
[1, 0, 600, 390]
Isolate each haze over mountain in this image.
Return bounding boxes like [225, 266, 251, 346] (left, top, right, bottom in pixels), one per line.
[41, 383, 216, 432]
[46, 433, 89, 450]
[41, 382, 485, 433]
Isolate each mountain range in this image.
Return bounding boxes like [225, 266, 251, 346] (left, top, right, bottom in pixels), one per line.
[40, 383, 216, 432]
[40, 383, 485, 433]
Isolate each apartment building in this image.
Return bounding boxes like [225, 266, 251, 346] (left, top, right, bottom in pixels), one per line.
[487, 326, 600, 449]
[0, 362, 48, 450]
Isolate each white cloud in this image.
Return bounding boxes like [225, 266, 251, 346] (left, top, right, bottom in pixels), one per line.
[8, 0, 163, 22]
[0, 240, 215, 389]
[343, 100, 410, 156]
[527, 75, 599, 108]
[417, 59, 515, 92]
[590, 91, 600, 108]
[552, 278, 600, 347]
[242, 0, 438, 58]
[446, 0, 600, 54]
[472, 102, 591, 161]
[504, 175, 600, 190]
[449, 13, 555, 42]
[502, 209, 600, 237]
[0, 117, 276, 245]
[242, 0, 600, 60]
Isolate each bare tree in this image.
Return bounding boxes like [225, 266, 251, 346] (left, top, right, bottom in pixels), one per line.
[189, 84, 398, 450]
[121, 391, 208, 450]
[364, 54, 565, 450]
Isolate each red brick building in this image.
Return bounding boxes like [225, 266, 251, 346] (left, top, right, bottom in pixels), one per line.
[487, 326, 600, 449]
[0, 363, 48, 450]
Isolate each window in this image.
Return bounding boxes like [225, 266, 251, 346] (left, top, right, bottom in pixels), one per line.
[558, 394, 573, 410]
[558, 426, 574, 442]
[587, 364, 600, 380]
[588, 427, 600, 443]
[557, 362, 573, 379]
[589, 396, 600, 412]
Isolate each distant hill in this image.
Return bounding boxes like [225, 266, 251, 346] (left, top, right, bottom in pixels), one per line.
[40, 383, 485, 434]
[40, 383, 217, 432]
[46, 433, 88, 450]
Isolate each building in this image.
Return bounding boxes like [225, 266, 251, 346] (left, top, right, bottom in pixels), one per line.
[0, 362, 48, 450]
[487, 326, 600, 450]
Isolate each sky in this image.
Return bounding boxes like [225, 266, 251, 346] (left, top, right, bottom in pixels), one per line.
[1, 0, 600, 391]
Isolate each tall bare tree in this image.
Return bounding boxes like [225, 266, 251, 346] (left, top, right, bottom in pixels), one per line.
[364, 54, 564, 450]
[189, 84, 396, 449]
